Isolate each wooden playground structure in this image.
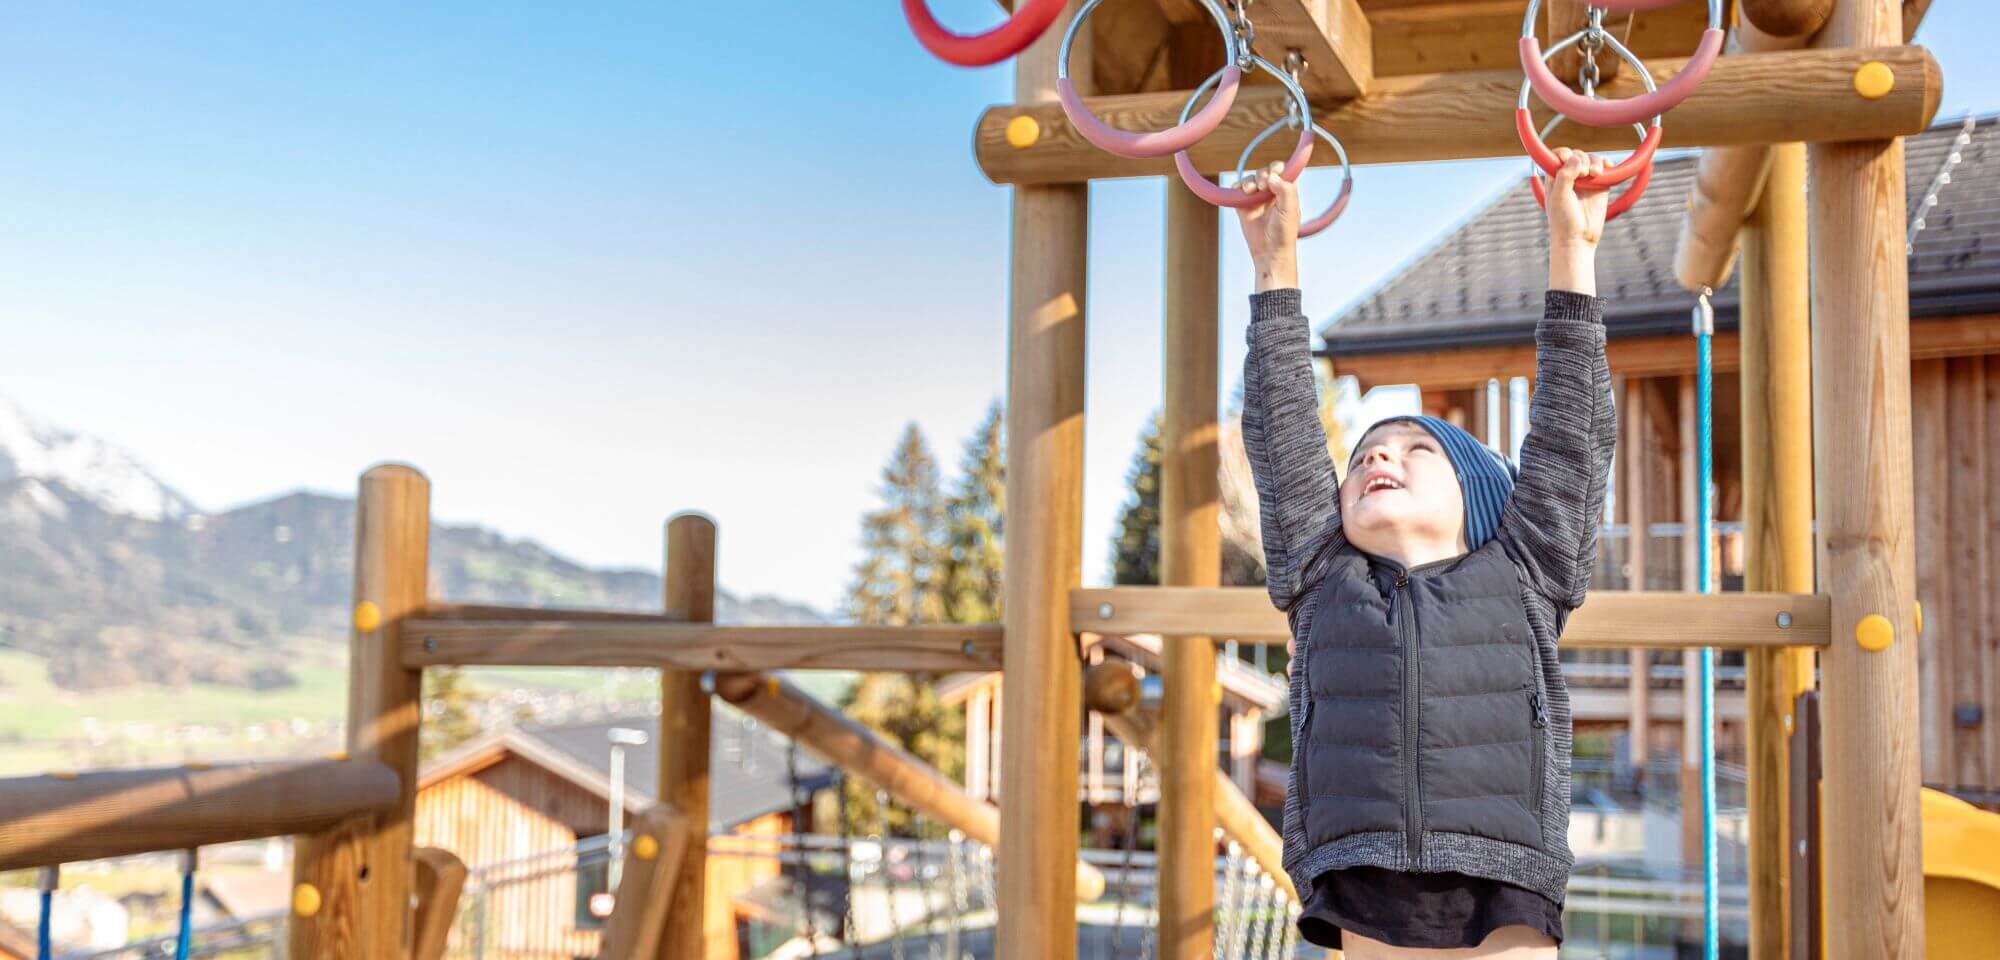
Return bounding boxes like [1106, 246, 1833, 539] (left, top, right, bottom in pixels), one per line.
[0, 0, 1961, 957]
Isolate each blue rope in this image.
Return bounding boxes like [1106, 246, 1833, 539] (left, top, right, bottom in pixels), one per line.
[36, 886, 52, 960]
[1695, 293, 1719, 960]
[176, 850, 197, 960]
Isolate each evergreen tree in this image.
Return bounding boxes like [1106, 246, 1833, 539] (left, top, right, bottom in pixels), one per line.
[1110, 413, 1164, 585]
[940, 401, 1005, 625]
[846, 423, 949, 626]
[420, 667, 484, 760]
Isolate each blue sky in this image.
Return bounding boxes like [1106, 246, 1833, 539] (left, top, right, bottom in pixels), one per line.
[3, 3, 1994, 615]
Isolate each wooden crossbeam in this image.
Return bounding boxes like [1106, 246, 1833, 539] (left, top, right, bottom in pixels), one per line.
[400, 619, 1004, 672]
[1072, 586, 1832, 649]
[1246, 0, 1374, 98]
[0, 759, 399, 871]
[976, 44, 1940, 184]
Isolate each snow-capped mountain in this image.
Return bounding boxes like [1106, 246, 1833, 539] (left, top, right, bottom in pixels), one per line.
[0, 393, 200, 522]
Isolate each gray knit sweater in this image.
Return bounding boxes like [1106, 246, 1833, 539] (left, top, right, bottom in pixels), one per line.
[1242, 288, 1618, 903]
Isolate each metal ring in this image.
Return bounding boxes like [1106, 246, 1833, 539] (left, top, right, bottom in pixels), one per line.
[1055, 0, 1241, 159]
[902, 0, 1071, 68]
[1518, 0, 1724, 128]
[1237, 119, 1354, 237]
[1516, 28, 1661, 190]
[1528, 114, 1655, 222]
[1172, 52, 1316, 208]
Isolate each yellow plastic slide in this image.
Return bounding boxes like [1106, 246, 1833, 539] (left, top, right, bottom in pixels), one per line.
[1922, 787, 2000, 959]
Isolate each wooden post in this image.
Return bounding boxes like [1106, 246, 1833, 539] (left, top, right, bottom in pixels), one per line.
[291, 464, 429, 960]
[1679, 376, 1704, 877]
[657, 513, 716, 960]
[1159, 153, 1222, 960]
[411, 847, 468, 960]
[603, 806, 696, 960]
[1740, 140, 1815, 960]
[1623, 378, 1652, 779]
[1809, 1, 1925, 954]
[998, 3, 1089, 953]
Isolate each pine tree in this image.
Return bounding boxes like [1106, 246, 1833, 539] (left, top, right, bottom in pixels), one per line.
[940, 401, 1005, 625]
[846, 423, 949, 627]
[1110, 413, 1164, 585]
[420, 667, 484, 760]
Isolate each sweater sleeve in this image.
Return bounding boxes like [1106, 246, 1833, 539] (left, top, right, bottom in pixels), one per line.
[1497, 290, 1617, 609]
[1240, 288, 1344, 613]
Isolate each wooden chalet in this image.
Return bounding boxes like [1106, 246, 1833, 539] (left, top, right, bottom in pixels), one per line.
[416, 711, 838, 960]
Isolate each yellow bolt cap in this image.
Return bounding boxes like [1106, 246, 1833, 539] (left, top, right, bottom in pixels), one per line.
[353, 601, 382, 633]
[1005, 115, 1041, 149]
[633, 834, 661, 862]
[1853, 61, 1895, 100]
[293, 883, 322, 917]
[1914, 601, 1924, 635]
[1856, 613, 1895, 652]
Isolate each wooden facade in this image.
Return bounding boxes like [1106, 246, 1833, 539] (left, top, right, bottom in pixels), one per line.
[415, 735, 799, 960]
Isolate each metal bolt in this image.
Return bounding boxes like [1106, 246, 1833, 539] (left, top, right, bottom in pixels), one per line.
[961, 641, 978, 657]
[1098, 603, 1115, 620]
[1783, 714, 1794, 734]
[424, 636, 437, 652]
[1797, 840, 1808, 858]
[1776, 612, 1793, 629]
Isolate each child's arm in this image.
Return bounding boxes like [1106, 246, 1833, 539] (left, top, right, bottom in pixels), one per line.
[1500, 150, 1620, 610]
[1235, 164, 1344, 614]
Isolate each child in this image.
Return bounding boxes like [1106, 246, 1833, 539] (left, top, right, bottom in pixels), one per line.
[1236, 151, 1618, 959]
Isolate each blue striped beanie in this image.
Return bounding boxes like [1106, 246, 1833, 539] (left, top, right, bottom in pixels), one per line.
[1353, 415, 1519, 551]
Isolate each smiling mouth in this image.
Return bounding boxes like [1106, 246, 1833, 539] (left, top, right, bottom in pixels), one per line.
[1359, 475, 1404, 500]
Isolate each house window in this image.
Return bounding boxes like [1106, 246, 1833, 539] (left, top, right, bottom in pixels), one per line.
[575, 839, 611, 931]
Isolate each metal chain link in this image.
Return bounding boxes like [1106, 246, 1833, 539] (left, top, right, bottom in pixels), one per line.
[1231, 0, 1258, 67]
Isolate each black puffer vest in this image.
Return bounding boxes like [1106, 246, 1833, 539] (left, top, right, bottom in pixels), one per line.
[1299, 538, 1554, 860]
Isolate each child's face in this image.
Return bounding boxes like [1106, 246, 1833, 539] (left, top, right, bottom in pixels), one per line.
[1340, 422, 1468, 560]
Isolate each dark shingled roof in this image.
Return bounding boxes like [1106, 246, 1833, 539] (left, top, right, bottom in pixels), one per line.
[1320, 116, 2000, 356]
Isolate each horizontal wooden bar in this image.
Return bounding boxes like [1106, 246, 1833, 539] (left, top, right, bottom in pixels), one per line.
[976, 45, 1940, 185]
[1071, 587, 1831, 650]
[0, 758, 399, 871]
[422, 603, 683, 623]
[401, 619, 1004, 672]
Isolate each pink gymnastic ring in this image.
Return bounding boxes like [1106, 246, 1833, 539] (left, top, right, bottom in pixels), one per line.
[902, 0, 1068, 68]
[1518, 0, 1724, 128]
[1236, 118, 1354, 236]
[1516, 107, 1661, 189]
[1173, 53, 1315, 208]
[1528, 115, 1657, 222]
[1055, 0, 1242, 158]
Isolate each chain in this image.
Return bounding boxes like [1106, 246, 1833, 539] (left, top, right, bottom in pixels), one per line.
[1283, 49, 1307, 129]
[1231, 0, 1258, 68]
[1578, 6, 1606, 95]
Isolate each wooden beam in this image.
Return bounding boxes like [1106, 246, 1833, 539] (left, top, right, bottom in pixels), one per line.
[1332, 314, 2000, 393]
[1743, 0, 1835, 39]
[291, 464, 428, 960]
[1624, 377, 1653, 778]
[400, 620, 1003, 672]
[1674, 19, 1806, 292]
[999, 5, 1091, 955]
[1158, 173, 1220, 960]
[1740, 140, 1816, 960]
[976, 45, 1941, 184]
[1247, 0, 1374, 98]
[710, 672, 1107, 902]
[1084, 659, 1143, 714]
[0, 760, 398, 871]
[411, 847, 467, 960]
[656, 513, 715, 960]
[601, 805, 695, 960]
[1363, 0, 1711, 79]
[1101, 708, 1297, 903]
[1072, 586, 1831, 649]
[1809, 0, 1926, 954]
